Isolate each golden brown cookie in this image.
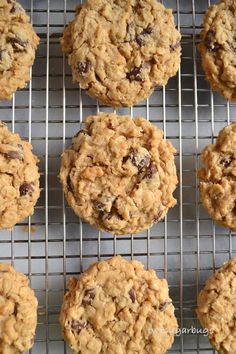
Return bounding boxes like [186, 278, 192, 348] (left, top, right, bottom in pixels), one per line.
[198, 0, 236, 101]
[61, 0, 181, 107]
[198, 122, 236, 231]
[197, 257, 236, 354]
[60, 113, 178, 235]
[0, 0, 40, 100]
[0, 263, 38, 353]
[60, 256, 178, 354]
[0, 121, 40, 229]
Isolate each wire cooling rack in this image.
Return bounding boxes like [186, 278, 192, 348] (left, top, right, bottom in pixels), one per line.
[0, 0, 235, 353]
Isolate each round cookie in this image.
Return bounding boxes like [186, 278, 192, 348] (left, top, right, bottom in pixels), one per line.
[198, 0, 236, 102]
[61, 0, 181, 107]
[0, 121, 40, 229]
[198, 122, 236, 231]
[60, 255, 178, 354]
[196, 257, 236, 353]
[60, 113, 178, 235]
[0, 263, 38, 353]
[0, 0, 40, 100]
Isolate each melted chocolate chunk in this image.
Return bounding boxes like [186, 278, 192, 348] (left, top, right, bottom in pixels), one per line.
[220, 156, 233, 168]
[67, 175, 73, 192]
[77, 60, 90, 75]
[101, 211, 112, 221]
[9, 36, 27, 51]
[127, 66, 143, 82]
[204, 31, 221, 51]
[20, 183, 34, 196]
[136, 26, 153, 46]
[82, 288, 96, 305]
[130, 149, 150, 172]
[71, 320, 87, 333]
[129, 288, 136, 303]
[13, 304, 18, 316]
[145, 163, 157, 179]
[159, 301, 171, 311]
[5, 150, 23, 160]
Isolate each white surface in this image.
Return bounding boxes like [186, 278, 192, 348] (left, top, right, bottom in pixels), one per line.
[0, 0, 233, 353]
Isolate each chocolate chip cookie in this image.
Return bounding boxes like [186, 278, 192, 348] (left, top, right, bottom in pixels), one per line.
[0, 0, 40, 100]
[0, 121, 40, 229]
[60, 113, 178, 235]
[197, 257, 236, 353]
[198, 122, 236, 231]
[0, 263, 38, 353]
[60, 255, 178, 354]
[198, 0, 236, 101]
[61, 0, 181, 107]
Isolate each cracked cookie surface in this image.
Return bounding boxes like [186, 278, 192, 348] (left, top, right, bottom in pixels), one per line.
[0, 0, 40, 100]
[198, 122, 236, 231]
[197, 257, 236, 354]
[0, 263, 38, 353]
[198, 0, 236, 101]
[60, 255, 178, 354]
[61, 0, 181, 107]
[0, 121, 40, 229]
[60, 113, 178, 235]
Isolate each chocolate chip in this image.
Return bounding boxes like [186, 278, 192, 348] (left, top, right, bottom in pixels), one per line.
[20, 183, 34, 196]
[10, 4, 16, 13]
[0, 270, 8, 273]
[127, 66, 143, 82]
[220, 156, 233, 168]
[82, 288, 95, 305]
[67, 175, 72, 192]
[5, 150, 23, 160]
[9, 36, 27, 51]
[129, 288, 136, 303]
[136, 26, 153, 46]
[13, 304, 18, 316]
[154, 211, 162, 223]
[159, 301, 171, 311]
[77, 60, 90, 75]
[145, 163, 157, 179]
[130, 149, 150, 172]
[71, 320, 87, 333]
[204, 31, 221, 51]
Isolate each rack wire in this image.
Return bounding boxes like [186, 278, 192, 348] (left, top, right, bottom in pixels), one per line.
[0, 0, 235, 353]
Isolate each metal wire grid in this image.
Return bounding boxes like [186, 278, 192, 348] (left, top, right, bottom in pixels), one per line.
[0, 0, 236, 353]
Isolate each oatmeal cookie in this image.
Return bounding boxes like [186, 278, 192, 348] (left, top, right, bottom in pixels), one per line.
[198, 122, 236, 231]
[60, 113, 178, 235]
[197, 257, 236, 354]
[198, 0, 236, 101]
[0, 0, 40, 100]
[60, 255, 178, 354]
[0, 121, 40, 229]
[0, 263, 38, 353]
[61, 0, 181, 107]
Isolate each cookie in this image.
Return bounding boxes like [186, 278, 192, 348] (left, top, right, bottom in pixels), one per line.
[0, 121, 40, 229]
[0, 0, 40, 100]
[196, 257, 236, 354]
[61, 0, 181, 107]
[198, 0, 236, 102]
[198, 122, 236, 231]
[60, 113, 177, 235]
[60, 255, 178, 354]
[0, 263, 38, 353]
